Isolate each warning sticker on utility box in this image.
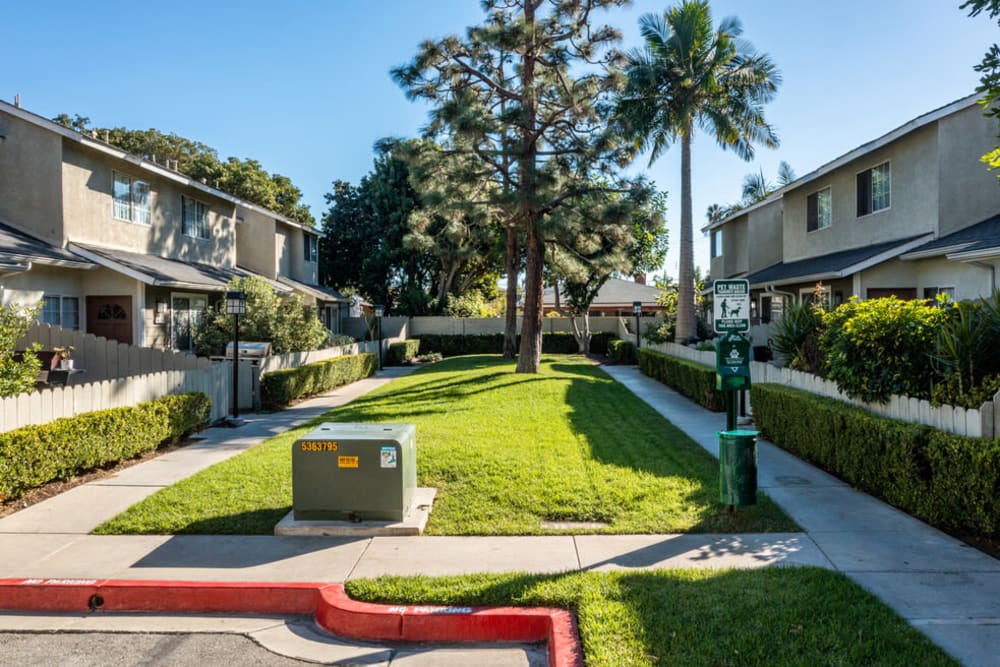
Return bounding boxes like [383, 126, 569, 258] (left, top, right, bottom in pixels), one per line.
[338, 456, 359, 468]
[380, 446, 397, 468]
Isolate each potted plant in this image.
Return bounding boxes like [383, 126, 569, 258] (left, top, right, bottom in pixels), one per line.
[53, 345, 75, 370]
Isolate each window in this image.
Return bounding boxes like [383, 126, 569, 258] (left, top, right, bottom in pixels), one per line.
[112, 171, 150, 224]
[857, 162, 890, 216]
[800, 285, 831, 309]
[171, 293, 207, 351]
[38, 295, 80, 329]
[710, 229, 723, 258]
[924, 286, 955, 301]
[304, 234, 318, 263]
[182, 196, 209, 239]
[807, 187, 832, 232]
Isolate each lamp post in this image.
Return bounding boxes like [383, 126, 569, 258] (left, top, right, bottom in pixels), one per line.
[632, 300, 642, 355]
[226, 290, 246, 420]
[374, 304, 384, 370]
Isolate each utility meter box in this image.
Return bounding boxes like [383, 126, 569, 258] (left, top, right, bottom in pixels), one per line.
[292, 422, 416, 522]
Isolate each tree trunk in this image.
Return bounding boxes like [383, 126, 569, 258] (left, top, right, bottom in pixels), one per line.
[503, 224, 518, 359]
[569, 311, 591, 354]
[675, 127, 696, 342]
[517, 219, 544, 372]
[515, 0, 542, 374]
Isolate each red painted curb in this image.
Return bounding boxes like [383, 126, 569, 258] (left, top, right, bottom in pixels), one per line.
[0, 579, 583, 666]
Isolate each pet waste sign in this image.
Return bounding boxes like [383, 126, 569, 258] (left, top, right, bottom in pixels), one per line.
[713, 280, 750, 333]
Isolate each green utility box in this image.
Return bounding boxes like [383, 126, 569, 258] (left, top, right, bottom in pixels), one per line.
[292, 422, 417, 522]
[718, 430, 758, 506]
[716, 334, 751, 391]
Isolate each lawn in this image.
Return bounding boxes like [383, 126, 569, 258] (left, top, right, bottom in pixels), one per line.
[96, 355, 795, 535]
[346, 568, 957, 667]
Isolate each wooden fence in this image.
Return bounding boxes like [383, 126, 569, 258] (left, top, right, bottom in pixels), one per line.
[648, 341, 999, 439]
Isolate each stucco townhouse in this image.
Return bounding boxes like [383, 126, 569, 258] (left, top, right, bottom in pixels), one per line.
[0, 99, 347, 351]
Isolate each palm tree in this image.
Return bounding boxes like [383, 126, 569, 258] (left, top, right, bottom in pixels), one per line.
[618, 0, 781, 341]
[705, 203, 725, 224]
[741, 168, 773, 204]
[777, 160, 796, 186]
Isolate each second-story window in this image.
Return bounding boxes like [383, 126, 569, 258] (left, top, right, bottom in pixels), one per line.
[304, 234, 318, 263]
[112, 171, 150, 224]
[807, 187, 832, 232]
[857, 162, 890, 217]
[710, 228, 723, 258]
[182, 196, 209, 239]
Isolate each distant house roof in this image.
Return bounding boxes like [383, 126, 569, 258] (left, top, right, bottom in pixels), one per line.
[746, 235, 932, 288]
[69, 243, 291, 294]
[277, 276, 349, 303]
[702, 93, 981, 234]
[901, 213, 1000, 261]
[542, 277, 665, 308]
[0, 221, 94, 271]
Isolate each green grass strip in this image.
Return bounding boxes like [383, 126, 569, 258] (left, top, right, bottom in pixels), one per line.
[346, 569, 957, 667]
[96, 355, 794, 535]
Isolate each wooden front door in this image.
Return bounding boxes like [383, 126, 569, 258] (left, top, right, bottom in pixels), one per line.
[86, 296, 133, 345]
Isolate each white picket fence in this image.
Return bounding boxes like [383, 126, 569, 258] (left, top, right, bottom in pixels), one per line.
[647, 341, 999, 439]
[0, 336, 391, 434]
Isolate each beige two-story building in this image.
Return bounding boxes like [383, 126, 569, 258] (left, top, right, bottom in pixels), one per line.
[705, 94, 1000, 329]
[0, 99, 346, 350]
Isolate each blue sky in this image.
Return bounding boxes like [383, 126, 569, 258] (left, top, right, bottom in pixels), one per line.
[2, 1, 995, 277]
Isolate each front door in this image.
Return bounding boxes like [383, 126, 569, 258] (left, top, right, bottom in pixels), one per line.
[86, 296, 133, 345]
[171, 293, 208, 352]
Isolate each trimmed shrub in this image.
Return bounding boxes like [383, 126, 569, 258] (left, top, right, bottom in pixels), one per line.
[608, 340, 635, 363]
[0, 392, 210, 501]
[260, 353, 376, 409]
[638, 349, 724, 411]
[414, 332, 616, 357]
[388, 339, 421, 365]
[751, 383, 1000, 539]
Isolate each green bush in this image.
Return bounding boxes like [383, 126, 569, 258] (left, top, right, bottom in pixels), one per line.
[414, 332, 616, 357]
[608, 340, 635, 363]
[638, 349, 724, 411]
[0, 392, 209, 501]
[388, 340, 421, 365]
[770, 301, 824, 373]
[751, 383, 1000, 538]
[260, 353, 376, 409]
[820, 297, 944, 403]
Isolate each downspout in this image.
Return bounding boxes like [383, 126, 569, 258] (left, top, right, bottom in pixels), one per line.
[0, 261, 31, 277]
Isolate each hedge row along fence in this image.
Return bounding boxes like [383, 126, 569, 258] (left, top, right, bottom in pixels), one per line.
[414, 332, 616, 357]
[389, 340, 421, 365]
[751, 383, 1000, 539]
[638, 349, 725, 412]
[260, 352, 376, 409]
[608, 340, 635, 363]
[0, 392, 210, 502]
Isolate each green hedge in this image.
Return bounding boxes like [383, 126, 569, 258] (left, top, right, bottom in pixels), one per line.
[751, 383, 1000, 538]
[608, 340, 635, 363]
[0, 392, 209, 501]
[388, 339, 421, 365]
[414, 332, 615, 357]
[260, 353, 376, 409]
[638, 349, 724, 411]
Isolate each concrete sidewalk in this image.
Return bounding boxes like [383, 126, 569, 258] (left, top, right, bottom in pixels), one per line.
[0, 363, 998, 665]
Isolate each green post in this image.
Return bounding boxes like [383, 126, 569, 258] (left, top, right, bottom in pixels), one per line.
[718, 430, 758, 506]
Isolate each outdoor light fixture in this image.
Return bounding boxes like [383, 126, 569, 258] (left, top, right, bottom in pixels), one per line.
[226, 290, 246, 420]
[374, 304, 384, 370]
[154, 298, 168, 324]
[633, 300, 642, 353]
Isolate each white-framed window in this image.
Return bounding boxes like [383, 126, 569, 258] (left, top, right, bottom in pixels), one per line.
[182, 196, 209, 239]
[304, 234, 318, 263]
[112, 171, 151, 224]
[710, 228, 723, 258]
[39, 295, 80, 329]
[807, 187, 832, 232]
[857, 162, 890, 217]
[170, 292, 208, 352]
[800, 285, 831, 309]
[924, 286, 955, 301]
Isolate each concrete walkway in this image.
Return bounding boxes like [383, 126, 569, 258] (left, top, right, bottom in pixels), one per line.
[0, 363, 997, 665]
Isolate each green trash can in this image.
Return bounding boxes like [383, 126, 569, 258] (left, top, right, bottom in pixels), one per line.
[718, 430, 758, 506]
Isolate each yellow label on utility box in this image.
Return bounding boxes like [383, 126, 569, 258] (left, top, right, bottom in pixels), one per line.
[338, 456, 359, 468]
